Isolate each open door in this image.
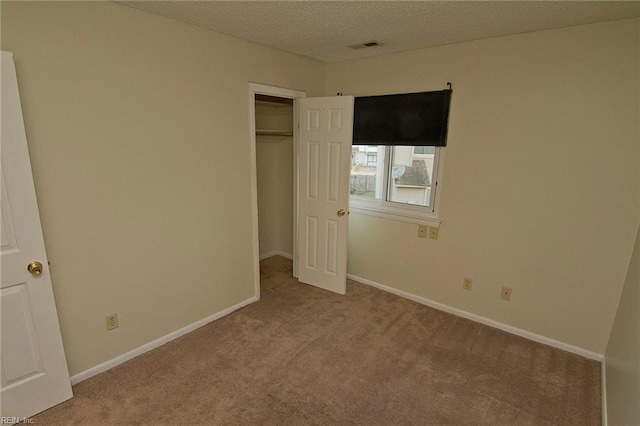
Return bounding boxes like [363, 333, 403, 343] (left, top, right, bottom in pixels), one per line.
[1, 51, 73, 419]
[297, 96, 354, 294]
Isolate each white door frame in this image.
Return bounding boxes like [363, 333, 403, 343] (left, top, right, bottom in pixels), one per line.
[248, 83, 306, 298]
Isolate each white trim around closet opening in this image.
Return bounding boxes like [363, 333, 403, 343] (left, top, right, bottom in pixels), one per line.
[248, 83, 306, 301]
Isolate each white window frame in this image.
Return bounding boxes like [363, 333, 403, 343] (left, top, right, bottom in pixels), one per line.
[349, 146, 444, 227]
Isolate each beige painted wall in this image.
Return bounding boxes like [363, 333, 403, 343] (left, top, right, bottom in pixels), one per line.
[1, 1, 325, 376]
[605, 225, 640, 425]
[256, 135, 294, 258]
[327, 19, 640, 354]
[2, 0, 637, 378]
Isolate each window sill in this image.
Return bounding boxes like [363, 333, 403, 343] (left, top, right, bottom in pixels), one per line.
[349, 201, 442, 228]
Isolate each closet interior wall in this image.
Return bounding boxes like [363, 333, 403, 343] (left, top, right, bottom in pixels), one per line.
[255, 97, 294, 260]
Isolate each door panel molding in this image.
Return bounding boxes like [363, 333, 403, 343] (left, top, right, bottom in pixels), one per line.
[297, 96, 354, 294]
[1, 50, 73, 419]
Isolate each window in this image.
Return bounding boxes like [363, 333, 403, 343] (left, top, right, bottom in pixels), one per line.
[349, 145, 443, 225]
[350, 88, 452, 226]
[413, 146, 435, 155]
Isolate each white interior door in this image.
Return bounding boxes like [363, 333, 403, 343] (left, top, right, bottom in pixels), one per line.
[1, 51, 73, 419]
[297, 96, 354, 294]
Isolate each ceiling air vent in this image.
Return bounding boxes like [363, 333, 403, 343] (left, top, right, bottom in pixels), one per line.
[348, 41, 383, 50]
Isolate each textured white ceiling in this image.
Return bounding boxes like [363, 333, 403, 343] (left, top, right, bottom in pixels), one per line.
[118, 1, 640, 62]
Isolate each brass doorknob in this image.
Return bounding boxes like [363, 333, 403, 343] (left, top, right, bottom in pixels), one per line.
[337, 209, 348, 217]
[27, 261, 43, 276]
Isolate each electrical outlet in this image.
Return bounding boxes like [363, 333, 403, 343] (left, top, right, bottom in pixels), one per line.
[463, 278, 473, 291]
[500, 287, 512, 301]
[417, 225, 428, 238]
[106, 313, 119, 331]
[428, 226, 439, 240]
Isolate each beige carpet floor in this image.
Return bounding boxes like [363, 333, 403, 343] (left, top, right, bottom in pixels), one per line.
[34, 255, 601, 425]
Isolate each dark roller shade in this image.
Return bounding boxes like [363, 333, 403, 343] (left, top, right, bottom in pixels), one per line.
[353, 90, 452, 146]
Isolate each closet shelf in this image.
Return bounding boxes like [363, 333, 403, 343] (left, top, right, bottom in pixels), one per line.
[256, 129, 293, 137]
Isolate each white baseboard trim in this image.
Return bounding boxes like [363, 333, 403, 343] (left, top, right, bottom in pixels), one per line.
[601, 356, 608, 426]
[70, 295, 258, 385]
[347, 274, 603, 361]
[259, 251, 293, 260]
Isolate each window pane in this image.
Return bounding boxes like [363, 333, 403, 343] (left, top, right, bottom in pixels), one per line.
[388, 146, 434, 207]
[350, 145, 383, 199]
[413, 146, 435, 155]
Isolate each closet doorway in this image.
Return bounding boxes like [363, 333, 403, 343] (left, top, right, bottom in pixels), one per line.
[256, 96, 293, 259]
[249, 83, 306, 298]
